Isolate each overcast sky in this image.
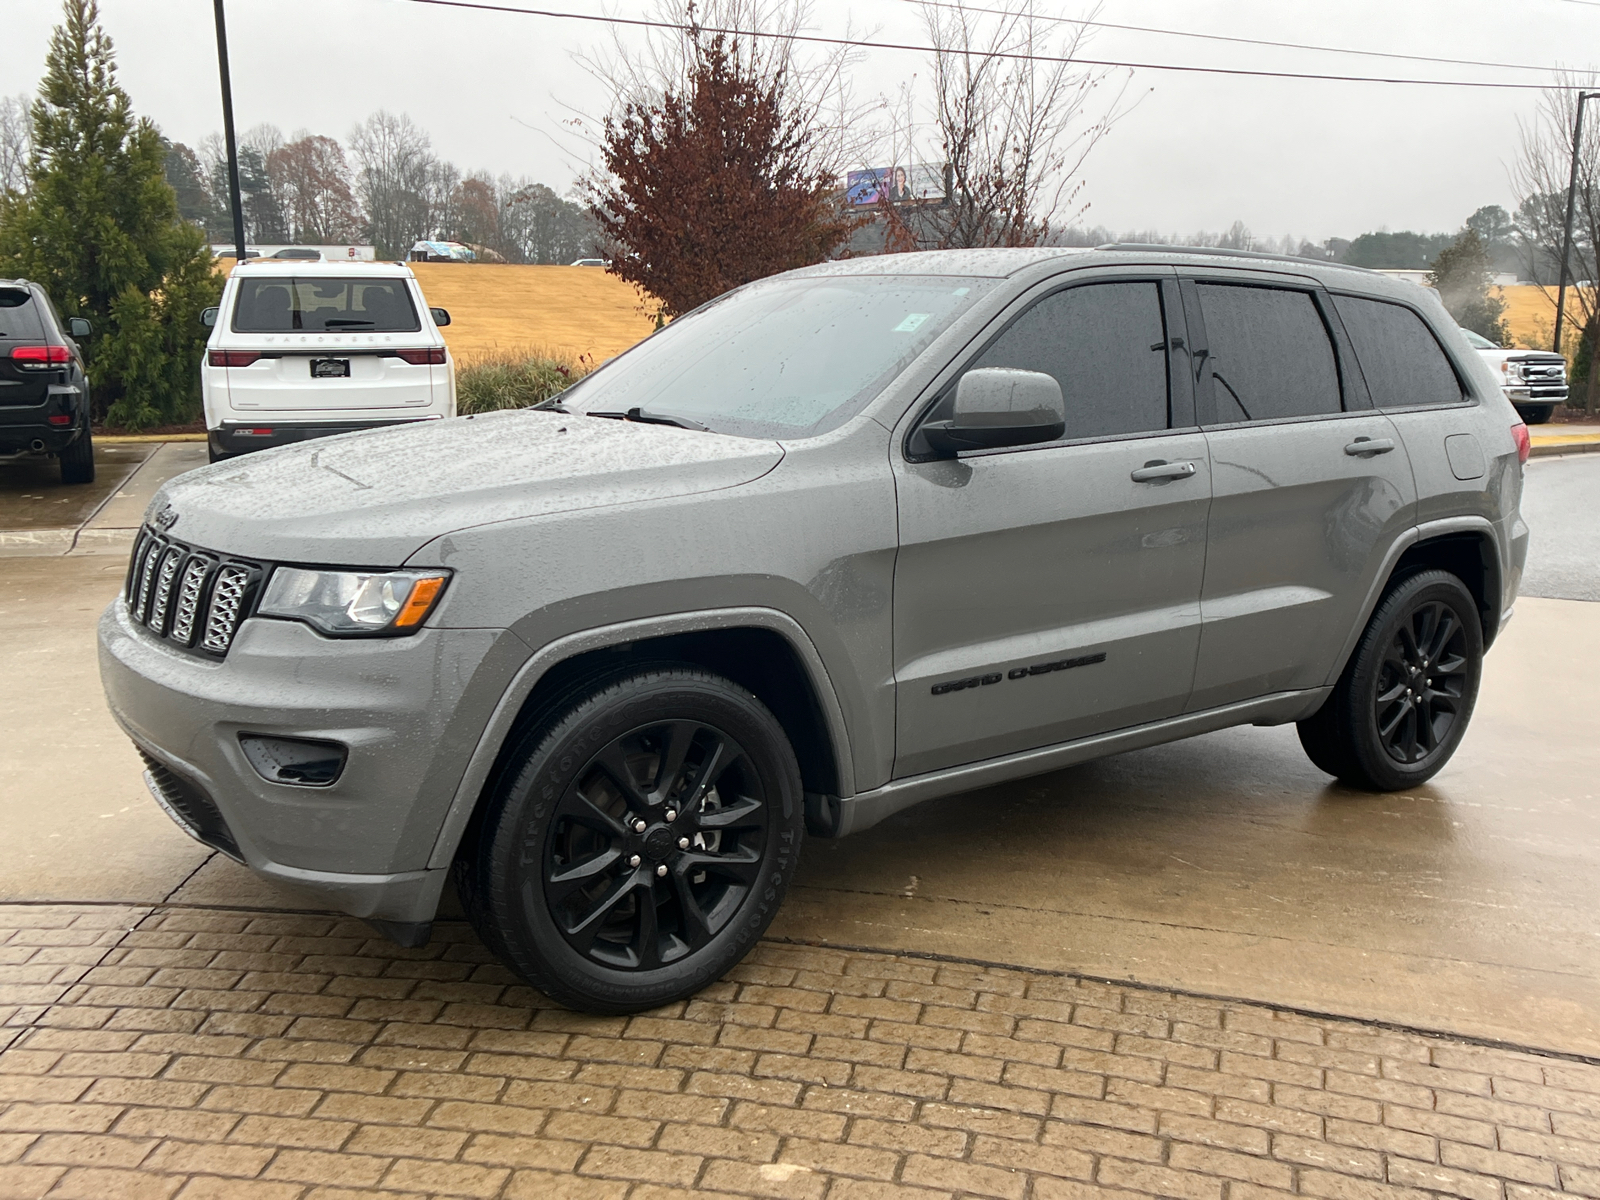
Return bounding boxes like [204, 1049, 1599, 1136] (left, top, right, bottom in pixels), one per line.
[0, 0, 1586, 243]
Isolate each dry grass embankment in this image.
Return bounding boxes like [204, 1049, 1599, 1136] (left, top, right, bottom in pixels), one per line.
[215, 259, 659, 363]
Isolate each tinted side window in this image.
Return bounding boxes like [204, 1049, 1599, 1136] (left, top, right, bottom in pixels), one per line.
[973, 281, 1169, 439]
[1196, 284, 1341, 422]
[0, 288, 46, 340]
[1332, 294, 1464, 410]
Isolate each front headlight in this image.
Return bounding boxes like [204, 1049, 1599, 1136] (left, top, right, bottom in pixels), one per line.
[1501, 361, 1525, 383]
[258, 567, 450, 636]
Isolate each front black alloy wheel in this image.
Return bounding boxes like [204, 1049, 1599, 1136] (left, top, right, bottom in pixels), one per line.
[1297, 569, 1484, 791]
[457, 665, 803, 1013]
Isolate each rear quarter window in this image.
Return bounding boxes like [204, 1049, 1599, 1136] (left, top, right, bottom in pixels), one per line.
[0, 288, 46, 340]
[1332, 294, 1464, 410]
[232, 277, 420, 333]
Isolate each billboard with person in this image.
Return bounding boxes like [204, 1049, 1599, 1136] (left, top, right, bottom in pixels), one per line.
[845, 163, 948, 207]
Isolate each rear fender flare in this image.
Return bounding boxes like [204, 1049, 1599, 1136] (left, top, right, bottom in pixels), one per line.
[1325, 516, 1503, 687]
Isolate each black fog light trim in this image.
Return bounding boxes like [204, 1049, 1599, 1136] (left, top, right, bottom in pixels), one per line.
[239, 734, 348, 788]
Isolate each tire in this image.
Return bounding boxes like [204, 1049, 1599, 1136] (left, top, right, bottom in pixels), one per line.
[1297, 570, 1483, 791]
[58, 427, 94, 485]
[456, 664, 804, 1013]
[1516, 405, 1553, 425]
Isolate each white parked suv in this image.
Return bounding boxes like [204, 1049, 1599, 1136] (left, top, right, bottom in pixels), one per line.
[201, 260, 455, 461]
[1460, 328, 1568, 425]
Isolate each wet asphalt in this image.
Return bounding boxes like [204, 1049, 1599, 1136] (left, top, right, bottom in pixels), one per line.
[1, 449, 1596, 1055]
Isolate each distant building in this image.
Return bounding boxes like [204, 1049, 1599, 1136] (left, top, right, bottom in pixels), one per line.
[409, 240, 476, 263]
[1374, 268, 1523, 288]
[209, 244, 376, 262]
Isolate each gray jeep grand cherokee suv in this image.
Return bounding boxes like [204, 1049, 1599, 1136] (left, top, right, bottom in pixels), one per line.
[99, 247, 1529, 1013]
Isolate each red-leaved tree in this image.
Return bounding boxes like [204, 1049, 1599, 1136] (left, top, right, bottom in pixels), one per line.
[586, 24, 856, 318]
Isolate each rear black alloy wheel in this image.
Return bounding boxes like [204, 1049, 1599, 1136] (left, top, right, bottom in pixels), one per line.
[1371, 599, 1470, 766]
[58, 426, 94, 485]
[458, 665, 803, 1013]
[1297, 569, 1483, 791]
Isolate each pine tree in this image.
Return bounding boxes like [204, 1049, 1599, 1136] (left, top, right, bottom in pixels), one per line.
[0, 0, 221, 428]
[1428, 229, 1511, 345]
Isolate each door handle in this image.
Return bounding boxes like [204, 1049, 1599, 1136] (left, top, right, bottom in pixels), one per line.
[1344, 437, 1395, 456]
[1130, 460, 1198, 483]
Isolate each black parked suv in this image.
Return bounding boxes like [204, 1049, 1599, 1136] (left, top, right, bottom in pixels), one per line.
[0, 279, 94, 484]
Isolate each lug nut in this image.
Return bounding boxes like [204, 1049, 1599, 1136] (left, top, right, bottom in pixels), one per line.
[656, 864, 668, 877]
[629, 854, 641, 867]
[678, 837, 690, 850]
[665, 809, 677, 822]
[634, 819, 647, 833]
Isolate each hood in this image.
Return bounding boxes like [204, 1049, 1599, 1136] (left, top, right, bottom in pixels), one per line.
[150, 410, 784, 564]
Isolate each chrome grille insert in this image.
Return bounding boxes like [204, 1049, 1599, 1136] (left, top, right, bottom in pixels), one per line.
[133, 538, 163, 623]
[203, 565, 251, 654]
[169, 556, 213, 646]
[147, 547, 184, 635]
[123, 526, 260, 658]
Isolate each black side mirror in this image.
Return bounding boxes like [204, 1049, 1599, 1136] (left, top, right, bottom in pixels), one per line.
[200, 307, 219, 329]
[922, 368, 1066, 456]
[429, 307, 451, 327]
[67, 317, 92, 338]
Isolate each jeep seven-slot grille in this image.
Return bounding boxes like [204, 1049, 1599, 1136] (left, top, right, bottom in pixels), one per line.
[124, 526, 262, 657]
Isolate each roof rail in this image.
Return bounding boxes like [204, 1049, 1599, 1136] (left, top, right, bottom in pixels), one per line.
[1094, 243, 1377, 274]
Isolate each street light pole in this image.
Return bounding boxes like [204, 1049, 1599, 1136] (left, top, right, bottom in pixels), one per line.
[1552, 90, 1600, 355]
[212, 0, 248, 263]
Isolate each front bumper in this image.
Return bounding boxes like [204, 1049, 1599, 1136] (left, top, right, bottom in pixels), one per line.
[98, 597, 529, 925]
[209, 416, 442, 458]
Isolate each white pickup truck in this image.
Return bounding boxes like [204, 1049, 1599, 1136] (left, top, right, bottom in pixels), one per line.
[1460, 328, 1569, 424]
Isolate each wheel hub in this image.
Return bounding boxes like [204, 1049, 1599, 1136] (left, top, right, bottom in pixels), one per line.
[641, 825, 676, 862]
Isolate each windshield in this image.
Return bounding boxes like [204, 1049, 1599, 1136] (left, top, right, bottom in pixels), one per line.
[232, 276, 421, 333]
[1459, 328, 1498, 349]
[559, 274, 996, 438]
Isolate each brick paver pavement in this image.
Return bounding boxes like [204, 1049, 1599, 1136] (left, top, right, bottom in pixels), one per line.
[2, 903, 1598, 1200]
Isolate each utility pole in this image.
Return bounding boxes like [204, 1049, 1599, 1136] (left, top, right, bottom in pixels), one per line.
[212, 0, 248, 263]
[1552, 90, 1600, 355]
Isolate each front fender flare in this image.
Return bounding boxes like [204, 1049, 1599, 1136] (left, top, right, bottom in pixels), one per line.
[424, 606, 856, 869]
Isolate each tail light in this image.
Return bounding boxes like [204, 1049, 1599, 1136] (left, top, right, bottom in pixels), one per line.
[47, 414, 72, 426]
[208, 350, 261, 367]
[1511, 422, 1530, 465]
[393, 348, 446, 365]
[11, 345, 71, 366]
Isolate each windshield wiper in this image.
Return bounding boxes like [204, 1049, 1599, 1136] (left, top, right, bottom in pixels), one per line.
[322, 319, 375, 328]
[531, 399, 571, 413]
[588, 407, 707, 432]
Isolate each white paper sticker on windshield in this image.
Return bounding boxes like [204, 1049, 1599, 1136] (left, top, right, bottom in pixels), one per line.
[894, 313, 931, 333]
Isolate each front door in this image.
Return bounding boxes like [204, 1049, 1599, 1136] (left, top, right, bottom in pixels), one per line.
[1180, 275, 1418, 711]
[891, 274, 1212, 778]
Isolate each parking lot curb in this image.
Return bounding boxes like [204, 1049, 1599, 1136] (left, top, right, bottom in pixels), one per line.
[95, 433, 207, 443]
[1530, 436, 1600, 458]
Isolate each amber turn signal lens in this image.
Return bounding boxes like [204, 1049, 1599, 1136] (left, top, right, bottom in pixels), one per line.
[392, 575, 447, 628]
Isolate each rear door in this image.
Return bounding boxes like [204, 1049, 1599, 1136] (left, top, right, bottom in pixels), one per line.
[224, 276, 435, 412]
[1182, 273, 1417, 711]
[1329, 292, 1506, 533]
[891, 272, 1212, 777]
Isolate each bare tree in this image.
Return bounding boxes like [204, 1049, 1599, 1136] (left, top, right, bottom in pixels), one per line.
[496, 179, 599, 263]
[878, 0, 1130, 251]
[0, 93, 31, 195]
[267, 133, 362, 243]
[349, 111, 444, 257]
[1514, 71, 1600, 407]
